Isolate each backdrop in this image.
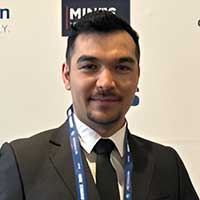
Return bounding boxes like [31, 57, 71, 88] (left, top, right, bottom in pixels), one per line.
[0, 0, 199, 195]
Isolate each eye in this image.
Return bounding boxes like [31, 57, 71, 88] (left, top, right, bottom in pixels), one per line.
[80, 64, 98, 71]
[115, 65, 131, 73]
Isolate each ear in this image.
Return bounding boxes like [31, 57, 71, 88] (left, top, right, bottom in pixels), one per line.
[62, 62, 71, 90]
[135, 64, 140, 87]
[137, 64, 140, 78]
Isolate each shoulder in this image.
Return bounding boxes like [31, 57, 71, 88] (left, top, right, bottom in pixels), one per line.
[129, 132, 176, 152]
[128, 132, 180, 165]
[0, 122, 67, 163]
[0, 123, 68, 177]
[10, 123, 66, 150]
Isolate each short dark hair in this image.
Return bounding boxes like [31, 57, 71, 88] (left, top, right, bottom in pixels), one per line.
[66, 11, 140, 64]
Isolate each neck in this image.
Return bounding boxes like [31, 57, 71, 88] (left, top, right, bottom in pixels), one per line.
[95, 122, 125, 137]
[79, 116, 125, 138]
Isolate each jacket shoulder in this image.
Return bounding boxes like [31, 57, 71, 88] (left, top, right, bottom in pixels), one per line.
[9, 123, 67, 165]
[128, 133, 174, 151]
[128, 133, 180, 166]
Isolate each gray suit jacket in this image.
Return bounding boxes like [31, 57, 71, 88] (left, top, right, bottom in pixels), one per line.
[0, 121, 199, 200]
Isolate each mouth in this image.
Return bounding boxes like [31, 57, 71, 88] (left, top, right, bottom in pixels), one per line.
[89, 96, 121, 104]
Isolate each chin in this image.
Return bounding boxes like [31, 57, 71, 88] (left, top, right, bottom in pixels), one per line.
[87, 112, 121, 125]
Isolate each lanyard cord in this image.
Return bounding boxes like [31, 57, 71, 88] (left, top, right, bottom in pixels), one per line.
[66, 105, 133, 200]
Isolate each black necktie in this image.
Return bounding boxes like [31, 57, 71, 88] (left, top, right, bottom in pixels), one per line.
[94, 139, 120, 200]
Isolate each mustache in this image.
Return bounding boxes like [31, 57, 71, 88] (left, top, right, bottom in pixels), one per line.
[90, 89, 122, 101]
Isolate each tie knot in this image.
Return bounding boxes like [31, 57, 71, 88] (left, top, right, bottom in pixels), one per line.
[94, 139, 115, 155]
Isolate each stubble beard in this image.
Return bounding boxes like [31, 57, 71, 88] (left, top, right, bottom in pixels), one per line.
[86, 110, 122, 126]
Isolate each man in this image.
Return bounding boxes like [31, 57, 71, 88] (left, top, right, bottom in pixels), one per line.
[0, 11, 199, 200]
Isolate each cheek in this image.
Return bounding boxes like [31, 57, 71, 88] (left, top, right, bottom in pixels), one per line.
[121, 81, 138, 104]
[121, 79, 137, 94]
[70, 77, 93, 100]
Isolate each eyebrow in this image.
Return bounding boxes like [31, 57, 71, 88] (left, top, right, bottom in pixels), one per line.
[77, 55, 98, 64]
[76, 55, 136, 64]
[117, 57, 136, 64]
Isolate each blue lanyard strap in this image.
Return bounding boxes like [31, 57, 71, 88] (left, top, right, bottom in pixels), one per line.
[67, 106, 88, 200]
[66, 105, 133, 200]
[124, 135, 133, 200]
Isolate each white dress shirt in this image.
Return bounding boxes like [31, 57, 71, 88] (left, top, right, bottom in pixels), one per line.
[73, 113, 126, 200]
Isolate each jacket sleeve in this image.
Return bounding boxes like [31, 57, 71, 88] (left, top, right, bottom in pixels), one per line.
[173, 149, 199, 200]
[0, 142, 24, 200]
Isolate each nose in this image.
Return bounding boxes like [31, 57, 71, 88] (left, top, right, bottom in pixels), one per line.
[96, 68, 116, 90]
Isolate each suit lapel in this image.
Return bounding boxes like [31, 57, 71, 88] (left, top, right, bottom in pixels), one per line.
[48, 121, 100, 200]
[48, 122, 77, 199]
[127, 130, 155, 200]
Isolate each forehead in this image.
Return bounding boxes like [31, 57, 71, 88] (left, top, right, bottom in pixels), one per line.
[71, 31, 137, 62]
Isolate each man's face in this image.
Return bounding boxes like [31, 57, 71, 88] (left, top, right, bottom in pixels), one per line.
[62, 31, 140, 134]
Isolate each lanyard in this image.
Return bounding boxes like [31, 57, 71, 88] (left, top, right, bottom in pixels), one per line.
[66, 105, 133, 200]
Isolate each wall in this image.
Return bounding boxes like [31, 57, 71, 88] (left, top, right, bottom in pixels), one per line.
[0, 0, 199, 195]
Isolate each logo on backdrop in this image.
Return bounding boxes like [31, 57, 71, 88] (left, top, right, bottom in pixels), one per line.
[62, 0, 130, 36]
[0, 6, 11, 34]
[198, 19, 200, 27]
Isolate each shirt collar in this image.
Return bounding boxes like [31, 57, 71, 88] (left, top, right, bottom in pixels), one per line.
[73, 113, 126, 157]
